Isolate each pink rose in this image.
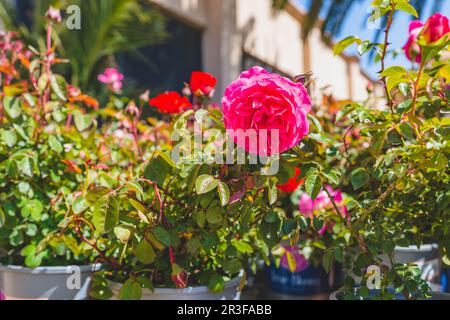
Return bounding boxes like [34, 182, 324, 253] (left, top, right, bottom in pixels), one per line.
[98, 68, 124, 93]
[279, 246, 309, 273]
[222, 67, 311, 156]
[0, 290, 5, 300]
[403, 20, 424, 63]
[422, 13, 450, 44]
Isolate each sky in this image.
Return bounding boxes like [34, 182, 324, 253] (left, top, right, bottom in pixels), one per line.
[296, 0, 450, 79]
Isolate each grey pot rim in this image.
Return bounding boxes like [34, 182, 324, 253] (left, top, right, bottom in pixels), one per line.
[0, 263, 102, 275]
[395, 244, 439, 253]
[109, 275, 242, 295]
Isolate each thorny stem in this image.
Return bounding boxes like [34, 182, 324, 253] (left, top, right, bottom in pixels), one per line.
[74, 221, 121, 269]
[380, 7, 396, 117]
[411, 61, 425, 115]
[323, 187, 368, 255]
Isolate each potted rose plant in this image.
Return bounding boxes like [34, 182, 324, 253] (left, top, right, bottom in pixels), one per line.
[58, 67, 314, 300]
[296, 0, 450, 300]
[0, 10, 104, 300]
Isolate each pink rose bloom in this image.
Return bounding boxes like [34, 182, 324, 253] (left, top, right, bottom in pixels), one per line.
[0, 290, 6, 300]
[403, 20, 424, 63]
[279, 246, 309, 273]
[222, 67, 311, 156]
[98, 68, 124, 93]
[422, 13, 450, 44]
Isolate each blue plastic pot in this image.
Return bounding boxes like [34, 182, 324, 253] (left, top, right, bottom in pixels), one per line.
[265, 263, 330, 296]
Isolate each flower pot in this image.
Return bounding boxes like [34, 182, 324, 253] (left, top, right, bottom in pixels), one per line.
[109, 276, 242, 300]
[329, 289, 450, 301]
[264, 263, 330, 297]
[393, 244, 442, 291]
[0, 264, 101, 300]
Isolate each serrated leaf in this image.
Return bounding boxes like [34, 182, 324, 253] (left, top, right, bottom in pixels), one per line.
[334, 36, 361, 56]
[305, 174, 322, 200]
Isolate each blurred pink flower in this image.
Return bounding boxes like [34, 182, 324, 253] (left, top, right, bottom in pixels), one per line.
[279, 246, 309, 273]
[298, 186, 348, 234]
[222, 67, 311, 156]
[403, 20, 424, 63]
[98, 68, 124, 93]
[0, 290, 5, 300]
[46, 6, 62, 23]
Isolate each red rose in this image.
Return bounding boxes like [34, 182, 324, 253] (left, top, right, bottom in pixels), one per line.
[277, 168, 304, 193]
[190, 71, 217, 96]
[149, 92, 192, 114]
[422, 13, 450, 44]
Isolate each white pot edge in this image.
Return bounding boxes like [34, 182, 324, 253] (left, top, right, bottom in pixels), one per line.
[109, 276, 242, 295]
[0, 263, 102, 275]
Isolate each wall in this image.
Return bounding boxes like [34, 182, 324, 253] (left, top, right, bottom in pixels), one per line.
[236, 0, 304, 76]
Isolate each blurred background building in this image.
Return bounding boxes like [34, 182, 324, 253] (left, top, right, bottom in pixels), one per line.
[0, 0, 375, 102]
[148, 0, 373, 102]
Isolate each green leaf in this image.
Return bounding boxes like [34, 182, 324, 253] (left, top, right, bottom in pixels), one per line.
[382, 240, 396, 254]
[322, 250, 335, 273]
[305, 174, 322, 200]
[195, 175, 219, 195]
[126, 181, 144, 199]
[206, 206, 223, 225]
[3, 96, 22, 119]
[21, 199, 43, 222]
[232, 239, 254, 254]
[1, 129, 17, 147]
[48, 135, 63, 153]
[134, 239, 156, 264]
[193, 211, 206, 228]
[129, 199, 147, 214]
[114, 227, 131, 244]
[93, 196, 119, 234]
[144, 157, 172, 186]
[74, 113, 93, 132]
[119, 279, 142, 300]
[334, 36, 361, 56]
[396, 0, 418, 17]
[0, 207, 6, 228]
[351, 169, 370, 190]
[50, 75, 68, 101]
[86, 186, 110, 205]
[268, 178, 278, 205]
[217, 182, 230, 207]
[222, 259, 243, 275]
[151, 226, 171, 246]
[19, 157, 33, 177]
[73, 196, 89, 214]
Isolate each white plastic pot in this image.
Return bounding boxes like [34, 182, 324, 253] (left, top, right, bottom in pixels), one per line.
[109, 276, 242, 300]
[0, 264, 101, 300]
